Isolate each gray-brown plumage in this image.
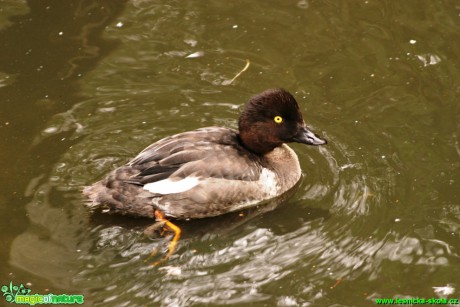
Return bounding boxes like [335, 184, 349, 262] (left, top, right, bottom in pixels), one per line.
[83, 88, 327, 219]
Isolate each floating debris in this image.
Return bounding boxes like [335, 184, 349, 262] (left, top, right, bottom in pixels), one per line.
[416, 54, 441, 67]
[433, 285, 455, 296]
[184, 39, 197, 47]
[222, 59, 250, 86]
[185, 51, 204, 59]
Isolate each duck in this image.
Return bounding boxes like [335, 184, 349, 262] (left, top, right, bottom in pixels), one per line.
[84, 88, 326, 260]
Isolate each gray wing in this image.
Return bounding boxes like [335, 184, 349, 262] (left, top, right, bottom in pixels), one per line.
[126, 127, 263, 185]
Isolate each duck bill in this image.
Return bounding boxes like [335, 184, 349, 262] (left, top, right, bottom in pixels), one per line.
[292, 126, 327, 146]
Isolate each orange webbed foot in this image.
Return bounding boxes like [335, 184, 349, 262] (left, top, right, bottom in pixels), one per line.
[145, 210, 182, 266]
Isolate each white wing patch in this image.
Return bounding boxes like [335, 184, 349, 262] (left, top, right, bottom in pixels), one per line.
[259, 168, 279, 196]
[143, 177, 200, 195]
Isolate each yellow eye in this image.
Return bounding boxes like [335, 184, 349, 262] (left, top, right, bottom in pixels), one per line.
[274, 116, 283, 124]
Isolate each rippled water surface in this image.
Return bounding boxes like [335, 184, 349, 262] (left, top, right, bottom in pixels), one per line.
[1, 1, 459, 306]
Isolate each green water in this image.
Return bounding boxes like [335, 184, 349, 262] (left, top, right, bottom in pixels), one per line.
[1, 1, 459, 306]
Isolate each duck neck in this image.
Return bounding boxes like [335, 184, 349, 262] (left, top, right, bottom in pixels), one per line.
[239, 128, 281, 155]
[263, 144, 302, 193]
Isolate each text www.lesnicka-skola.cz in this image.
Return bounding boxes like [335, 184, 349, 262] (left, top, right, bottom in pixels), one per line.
[375, 297, 458, 305]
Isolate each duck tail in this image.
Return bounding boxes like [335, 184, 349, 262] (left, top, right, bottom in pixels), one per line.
[82, 183, 103, 209]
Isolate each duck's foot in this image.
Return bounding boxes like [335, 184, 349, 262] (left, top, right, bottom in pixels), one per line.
[145, 210, 181, 266]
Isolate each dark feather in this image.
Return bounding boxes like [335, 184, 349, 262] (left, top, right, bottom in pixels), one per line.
[125, 127, 263, 186]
